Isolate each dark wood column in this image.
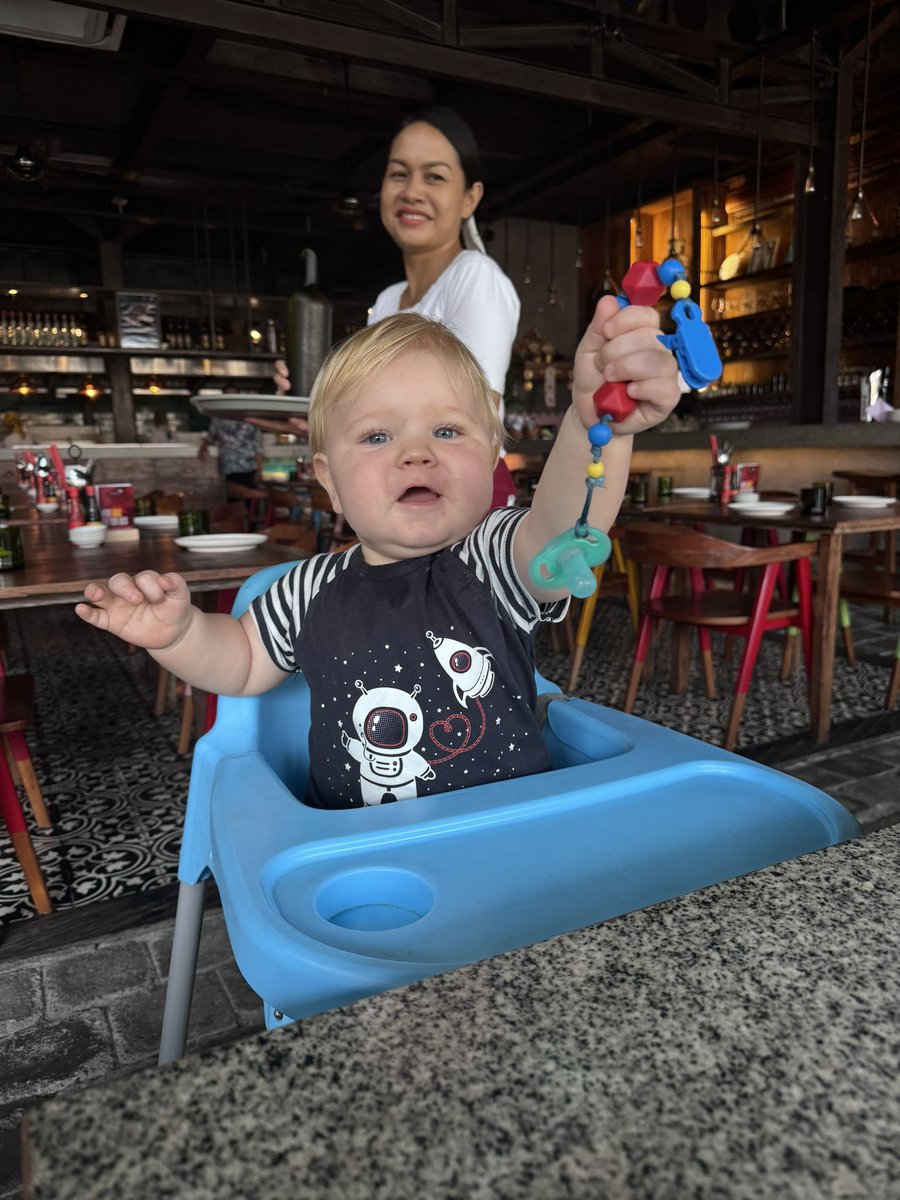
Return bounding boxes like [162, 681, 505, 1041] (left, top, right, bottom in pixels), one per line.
[99, 238, 137, 442]
[790, 40, 853, 425]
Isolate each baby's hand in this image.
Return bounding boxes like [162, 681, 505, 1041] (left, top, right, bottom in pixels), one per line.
[75, 571, 193, 651]
[572, 296, 680, 436]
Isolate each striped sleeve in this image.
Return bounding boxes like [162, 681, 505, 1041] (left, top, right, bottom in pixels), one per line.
[249, 548, 358, 671]
[455, 508, 568, 633]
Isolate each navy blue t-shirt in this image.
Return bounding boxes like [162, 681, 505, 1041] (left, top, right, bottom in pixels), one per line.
[250, 508, 566, 809]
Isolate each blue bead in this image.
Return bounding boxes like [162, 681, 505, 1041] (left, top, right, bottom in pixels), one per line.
[588, 422, 612, 447]
[658, 257, 686, 286]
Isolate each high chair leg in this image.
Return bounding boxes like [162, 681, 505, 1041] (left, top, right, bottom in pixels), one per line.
[154, 665, 171, 716]
[159, 878, 208, 1064]
[177, 685, 195, 756]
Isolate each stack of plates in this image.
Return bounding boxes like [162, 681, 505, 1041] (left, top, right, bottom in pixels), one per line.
[831, 495, 897, 508]
[174, 533, 268, 554]
[134, 515, 180, 533]
[670, 487, 710, 500]
[727, 500, 796, 517]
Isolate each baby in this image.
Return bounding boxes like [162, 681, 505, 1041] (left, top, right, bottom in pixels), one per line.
[77, 298, 678, 808]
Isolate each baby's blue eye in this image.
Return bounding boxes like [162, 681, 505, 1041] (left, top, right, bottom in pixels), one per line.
[434, 426, 460, 439]
[364, 431, 390, 445]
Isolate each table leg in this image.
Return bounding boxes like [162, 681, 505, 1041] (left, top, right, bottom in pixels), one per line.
[811, 531, 843, 743]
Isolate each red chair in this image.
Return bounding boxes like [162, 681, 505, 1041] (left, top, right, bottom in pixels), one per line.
[0, 674, 52, 914]
[620, 526, 817, 751]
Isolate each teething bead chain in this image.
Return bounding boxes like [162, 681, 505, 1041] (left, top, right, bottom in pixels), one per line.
[575, 417, 613, 535]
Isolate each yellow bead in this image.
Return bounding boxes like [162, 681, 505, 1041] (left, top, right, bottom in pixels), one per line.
[587, 461, 605, 478]
[670, 279, 691, 300]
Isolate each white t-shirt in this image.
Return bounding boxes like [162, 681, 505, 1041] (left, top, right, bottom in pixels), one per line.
[368, 251, 520, 398]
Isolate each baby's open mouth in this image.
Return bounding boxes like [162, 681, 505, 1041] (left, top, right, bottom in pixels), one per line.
[399, 486, 439, 504]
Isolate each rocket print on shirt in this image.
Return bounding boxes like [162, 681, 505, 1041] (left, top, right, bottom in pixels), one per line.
[340, 632, 495, 805]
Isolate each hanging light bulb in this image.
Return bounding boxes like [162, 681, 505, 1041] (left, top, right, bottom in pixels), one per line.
[710, 144, 724, 225]
[574, 240, 584, 270]
[147, 375, 162, 395]
[667, 130, 684, 258]
[547, 223, 557, 303]
[635, 145, 645, 246]
[10, 374, 32, 397]
[804, 31, 818, 195]
[846, 3, 880, 245]
[750, 60, 766, 251]
[79, 374, 99, 401]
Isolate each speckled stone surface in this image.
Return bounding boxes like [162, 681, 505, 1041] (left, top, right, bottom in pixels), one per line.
[23, 828, 900, 1200]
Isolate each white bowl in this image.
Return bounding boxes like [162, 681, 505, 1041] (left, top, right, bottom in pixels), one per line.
[36, 501, 60, 514]
[69, 524, 107, 547]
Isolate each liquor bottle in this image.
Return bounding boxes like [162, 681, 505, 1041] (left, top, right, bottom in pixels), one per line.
[284, 248, 333, 397]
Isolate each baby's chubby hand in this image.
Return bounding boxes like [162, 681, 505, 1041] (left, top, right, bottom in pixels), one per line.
[75, 570, 193, 651]
[572, 295, 680, 436]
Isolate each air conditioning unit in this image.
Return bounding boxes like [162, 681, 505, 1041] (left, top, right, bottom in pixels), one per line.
[0, 0, 126, 50]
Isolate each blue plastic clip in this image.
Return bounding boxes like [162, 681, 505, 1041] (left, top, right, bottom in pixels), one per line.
[528, 526, 612, 599]
[658, 298, 723, 391]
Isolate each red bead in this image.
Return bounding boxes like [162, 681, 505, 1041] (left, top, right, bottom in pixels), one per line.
[621, 261, 665, 307]
[593, 381, 636, 422]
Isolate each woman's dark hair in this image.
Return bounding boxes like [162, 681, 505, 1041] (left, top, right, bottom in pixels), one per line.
[397, 106, 483, 187]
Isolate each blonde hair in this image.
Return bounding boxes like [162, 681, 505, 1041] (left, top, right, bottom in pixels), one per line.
[308, 313, 506, 455]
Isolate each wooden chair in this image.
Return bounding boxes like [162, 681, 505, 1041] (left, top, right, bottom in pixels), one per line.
[566, 528, 641, 693]
[226, 482, 269, 529]
[620, 526, 817, 751]
[0, 674, 52, 914]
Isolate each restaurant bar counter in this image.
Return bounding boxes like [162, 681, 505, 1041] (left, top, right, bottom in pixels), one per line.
[22, 825, 900, 1200]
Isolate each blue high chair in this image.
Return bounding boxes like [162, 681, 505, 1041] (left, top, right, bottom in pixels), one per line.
[159, 561, 861, 1063]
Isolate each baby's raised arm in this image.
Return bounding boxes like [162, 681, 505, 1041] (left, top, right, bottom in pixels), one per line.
[76, 571, 286, 697]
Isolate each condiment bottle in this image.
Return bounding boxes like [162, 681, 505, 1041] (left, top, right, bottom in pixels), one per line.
[67, 486, 85, 529]
[82, 485, 101, 523]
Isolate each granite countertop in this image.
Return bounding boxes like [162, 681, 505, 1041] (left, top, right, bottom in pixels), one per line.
[24, 826, 900, 1200]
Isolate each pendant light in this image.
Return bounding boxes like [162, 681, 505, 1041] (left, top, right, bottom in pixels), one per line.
[667, 130, 685, 258]
[803, 32, 818, 194]
[523, 213, 532, 286]
[749, 60, 765, 252]
[601, 193, 616, 295]
[634, 144, 646, 247]
[547, 222, 558, 305]
[710, 143, 723, 226]
[574, 190, 584, 270]
[846, 2, 880, 243]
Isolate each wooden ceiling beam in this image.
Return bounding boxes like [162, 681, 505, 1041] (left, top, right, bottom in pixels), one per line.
[64, 0, 816, 144]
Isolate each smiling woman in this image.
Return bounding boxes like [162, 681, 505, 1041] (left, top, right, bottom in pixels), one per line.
[276, 107, 522, 509]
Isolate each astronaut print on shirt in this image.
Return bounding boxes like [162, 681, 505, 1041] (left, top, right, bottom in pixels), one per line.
[340, 632, 498, 805]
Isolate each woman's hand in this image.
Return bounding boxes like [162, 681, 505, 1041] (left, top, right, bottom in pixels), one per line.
[75, 571, 193, 650]
[572, 296, 680, 436]
[274, 358, 291, 395]
[245, 415, 309, 437]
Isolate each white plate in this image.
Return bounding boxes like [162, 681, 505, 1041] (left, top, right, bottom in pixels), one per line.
[831, 495, 897, 508]
[174, 533, 269, 554]
[134, 515, 179, 530]
[191, 395, 310, 419]
[670, 487, 710, 499]
[728, 501, 796, 516]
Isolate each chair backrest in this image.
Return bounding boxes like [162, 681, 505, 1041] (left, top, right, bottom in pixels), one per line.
[621, 525, 817, 570]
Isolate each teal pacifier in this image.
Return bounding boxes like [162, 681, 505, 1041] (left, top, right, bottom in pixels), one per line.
[529, 525, 612, 598]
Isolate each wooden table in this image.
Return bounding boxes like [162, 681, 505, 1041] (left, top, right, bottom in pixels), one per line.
[0, 522, 300, 610]
[621, 495, 900, 742]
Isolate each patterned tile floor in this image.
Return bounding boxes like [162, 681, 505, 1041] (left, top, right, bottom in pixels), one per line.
[1, 598, 899, 927]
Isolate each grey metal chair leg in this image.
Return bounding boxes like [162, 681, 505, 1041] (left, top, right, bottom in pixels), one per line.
[158, 879, 207, 1064]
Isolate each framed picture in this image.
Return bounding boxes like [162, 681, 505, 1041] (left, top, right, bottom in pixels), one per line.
[116, 291, 161, 349]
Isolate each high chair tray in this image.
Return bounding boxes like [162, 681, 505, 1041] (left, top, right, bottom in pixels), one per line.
[200, 698, 859, 1025]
